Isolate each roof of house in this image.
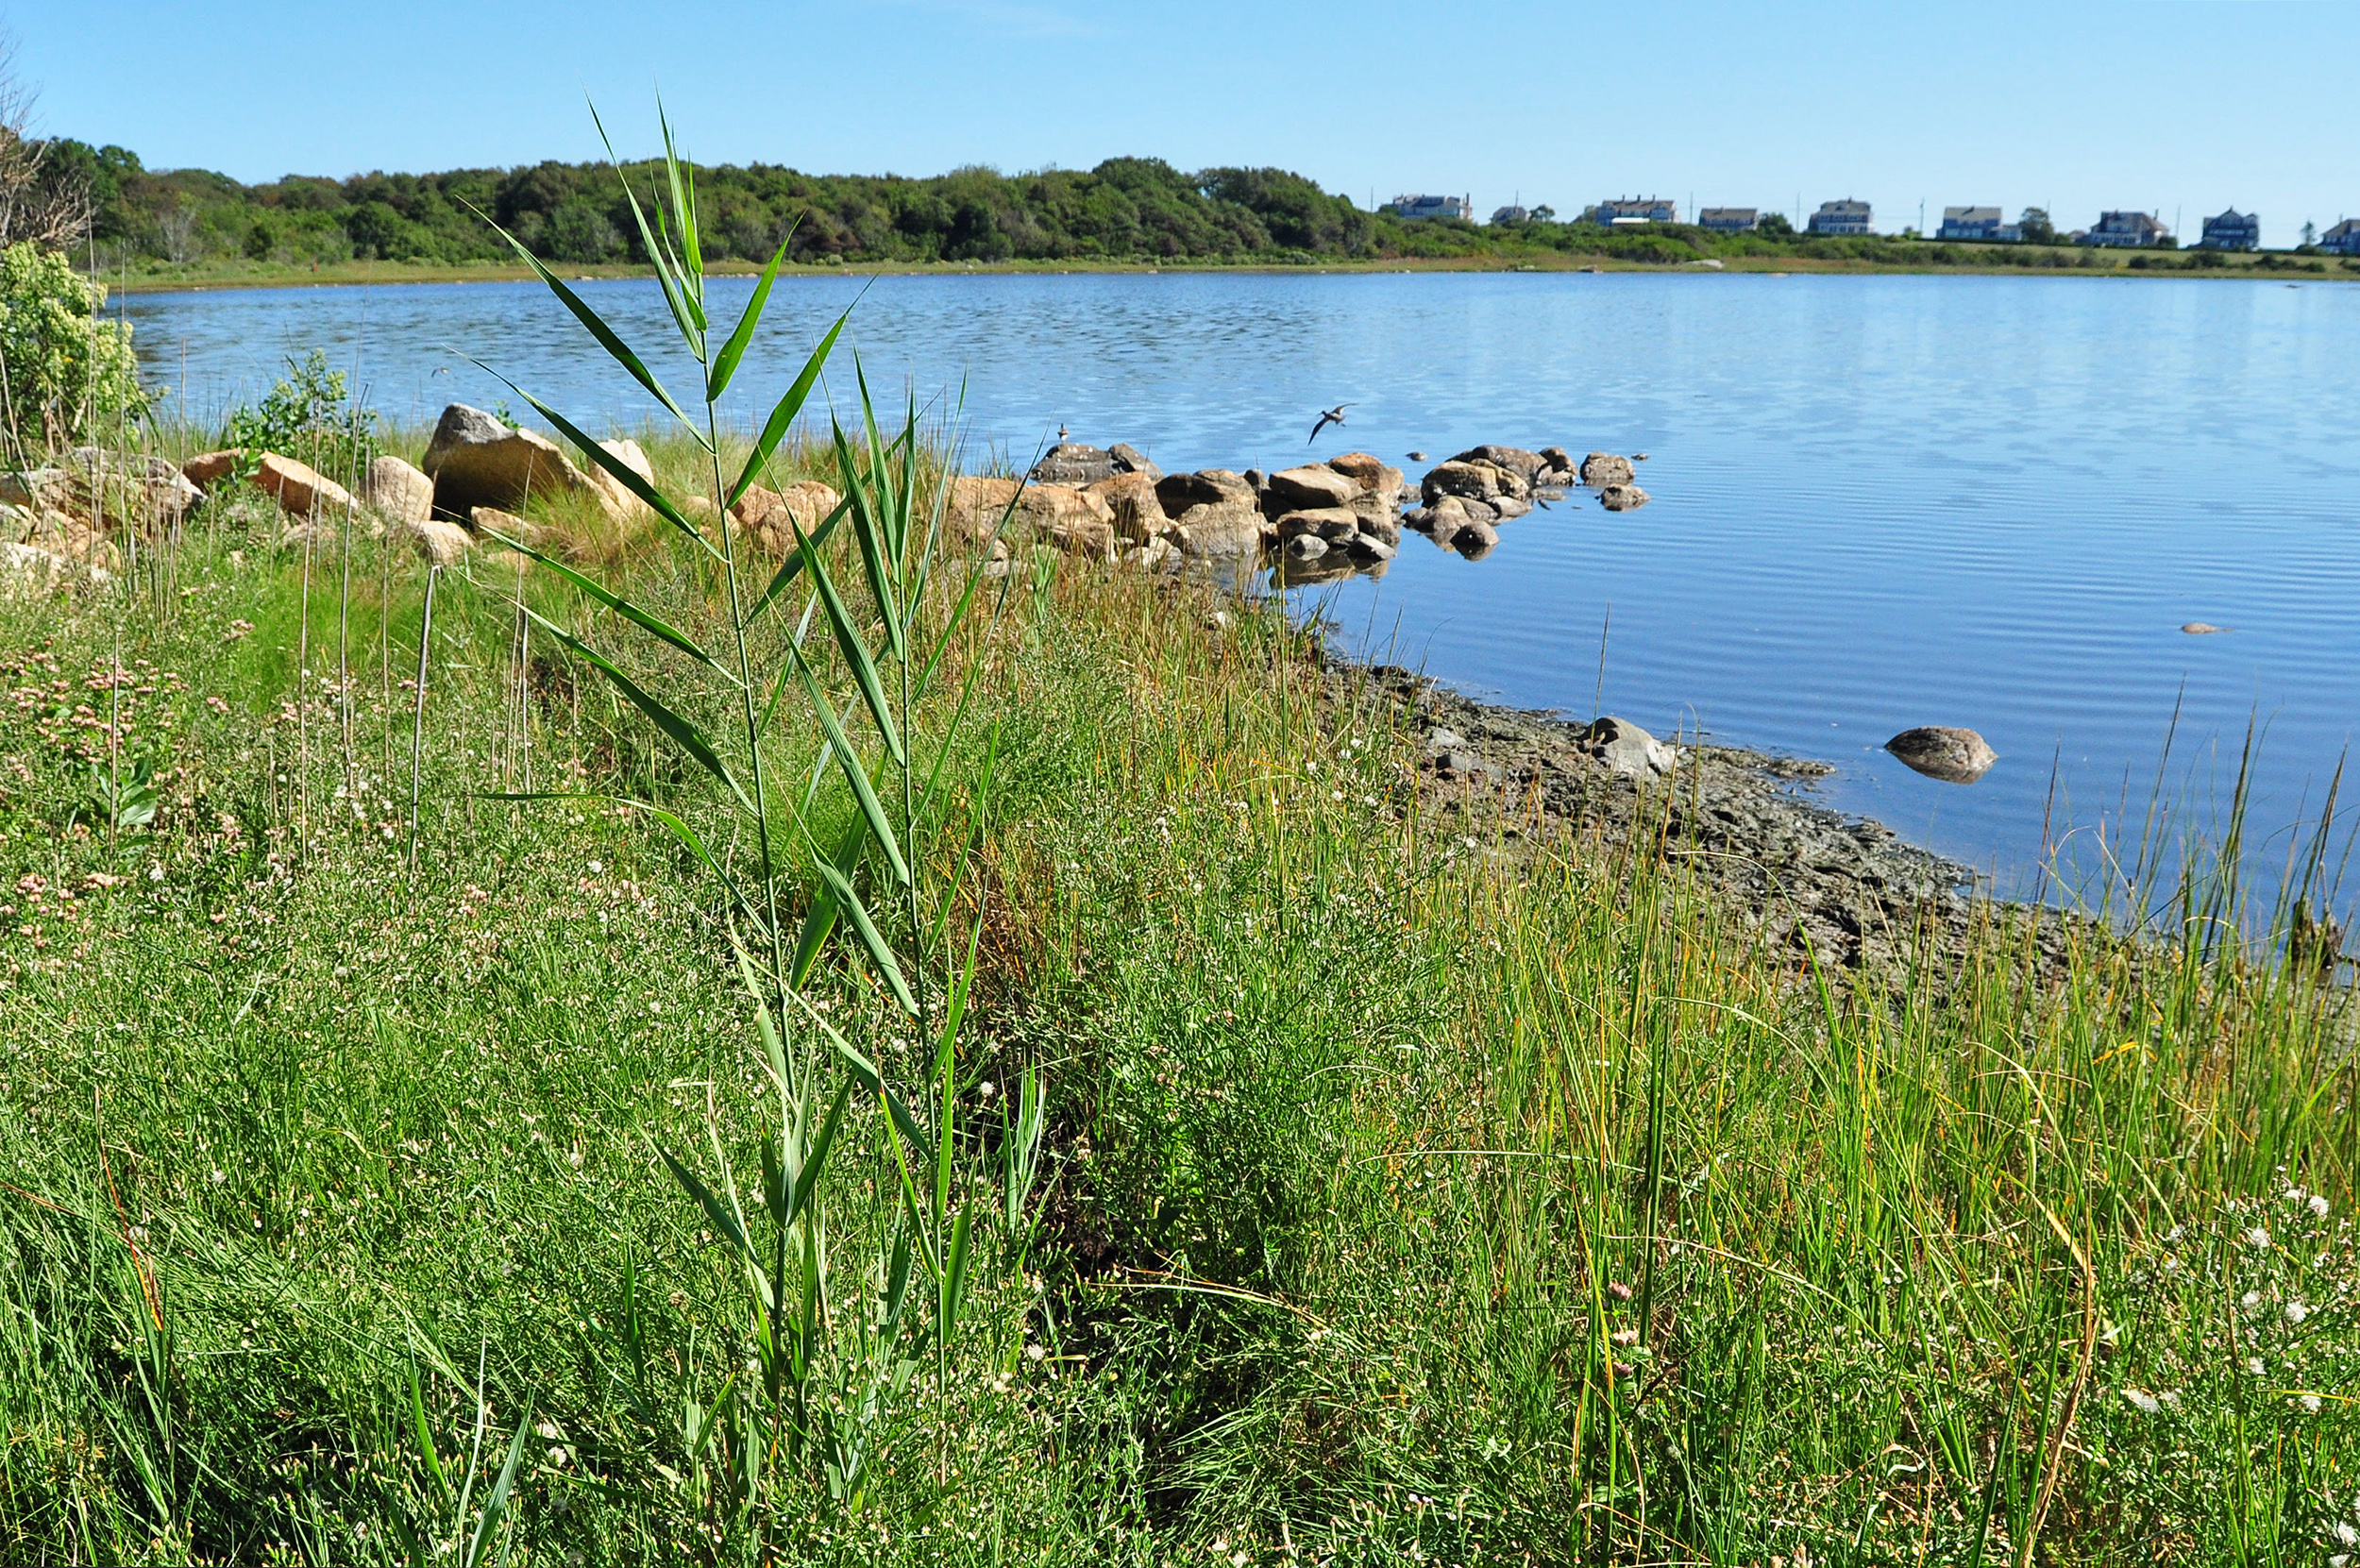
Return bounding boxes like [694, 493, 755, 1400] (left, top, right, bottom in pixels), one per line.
[2205, 209, 2256, 224]
[1698, 207, 1757, 219]
[1816, 199, 1871, 214]
[1943, 207, 2002, 223]
[2325, 218, 2360, 238]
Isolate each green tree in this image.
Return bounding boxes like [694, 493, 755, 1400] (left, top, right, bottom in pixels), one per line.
[1758, 211, 1796, 239]
[0, 240, 149, 451]
[2019, 208, 2056, 244]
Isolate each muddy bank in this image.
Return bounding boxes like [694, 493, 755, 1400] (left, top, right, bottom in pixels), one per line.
[1332, 659, 2087, 975]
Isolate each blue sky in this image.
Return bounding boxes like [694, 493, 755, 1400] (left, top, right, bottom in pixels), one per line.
[16, 1, 2359, 248]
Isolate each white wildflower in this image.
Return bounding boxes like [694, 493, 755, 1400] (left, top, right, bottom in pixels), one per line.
[2122, 1388, 2162, 1414]
[2286, 1300, 2311, 1325]
[586, 860, 601, 874]
[2246, 1357, 2266, 1376]
[2248, 1225, 2272, 1250]
[2337, 1521, 2360, 1547]
[2313, 1194, 2333, 1218]
[2301, 1393, 2322, 1414]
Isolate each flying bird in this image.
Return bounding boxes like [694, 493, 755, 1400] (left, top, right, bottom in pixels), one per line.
[1308, 404, 1353, 444]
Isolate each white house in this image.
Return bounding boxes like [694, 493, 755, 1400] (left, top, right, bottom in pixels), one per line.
[2199, 210, 2261, 250]
[2318, 218, 2360, 255]
[1697, 208, 1760, 232]
[1807, 199, 1873, 235]
[1390, 194, 1469, 221]
[1594, 196, 1678, 226]
[1936, 206, 2007, 241]
[2084, 211, 2170, 247]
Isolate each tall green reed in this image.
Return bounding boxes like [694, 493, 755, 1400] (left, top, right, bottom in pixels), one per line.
[464, 103, 1045, 1552]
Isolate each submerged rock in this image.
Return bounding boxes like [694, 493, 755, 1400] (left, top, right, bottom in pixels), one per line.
[1885, 726, 1997, 784]
[1597, 483, 1649, 512]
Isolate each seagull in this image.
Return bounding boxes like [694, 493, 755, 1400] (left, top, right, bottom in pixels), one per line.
[1308, 404, 1353, 444]
[1057, 423, 1069, 440]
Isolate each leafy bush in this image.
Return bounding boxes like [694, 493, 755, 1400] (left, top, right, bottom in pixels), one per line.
[219, 348, 382, 480]
[0, 240, 149, 453]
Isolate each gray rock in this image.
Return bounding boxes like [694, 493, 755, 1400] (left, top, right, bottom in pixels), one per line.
[1426, 726, 1469, 751]
[1491, 496, 1532, 520]
[1580, 716, 1677, 779]
[1284, 532, 1330, 559]
[1107, 443, 1161, 481]
[1884, 726, 1997, 784]
[1406, 450, 1428, 462]
[1028, 443, 1116, 485]
[422, 403, 597, 517]
[1346, 534, 1395, 561]
[1458, 498, 1501, 523]
[1356, 513, 1403, 547]
[1597, 483, 1649, 512]
[1438, 750, 1496, 779]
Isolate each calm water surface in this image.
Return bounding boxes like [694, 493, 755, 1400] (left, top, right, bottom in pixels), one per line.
[121, 272, 2360, 910]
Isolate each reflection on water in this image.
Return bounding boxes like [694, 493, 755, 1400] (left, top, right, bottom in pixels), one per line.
[121, 271, 2360, 912]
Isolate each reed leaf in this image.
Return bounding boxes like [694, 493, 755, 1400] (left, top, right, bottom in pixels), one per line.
[791, 818, 868, 992]
[466, 362, 719, 557]
[708, 236, 787, 404]
[815, 858, 918, 1017]
[480, 212, 697, 432]
[788, 645, 910, 887]
[792, 518, 905, 767]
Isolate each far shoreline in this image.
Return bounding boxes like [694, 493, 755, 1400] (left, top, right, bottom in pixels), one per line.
[104, 249, 2360, 295]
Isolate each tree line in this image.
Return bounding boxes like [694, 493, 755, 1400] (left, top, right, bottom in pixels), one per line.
[17, 138, 2347, 274]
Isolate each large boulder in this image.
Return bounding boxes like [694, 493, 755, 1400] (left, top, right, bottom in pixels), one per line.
[421, 403, 598, 518]
[1266, 464, 1358, 513]
[182, 450, 241, 491]
[251, 453, 355, 519]
[1028, 443, 1117, 486]
[1155, 468, 1256, 515]
[732, 481, 843, 555]
[1421, 461, 1502, 504]
[1016, 484, 1118, 557]
[1580, 452, 1636, 487]
[1885, 726, 1996, 784]
[1085, 471, 1172, 544]
[945, 476, 1023, 545]
[1174, 508, 1270, 558]
[1580, 717, 1677, 779]
[362, 456, 435, 526]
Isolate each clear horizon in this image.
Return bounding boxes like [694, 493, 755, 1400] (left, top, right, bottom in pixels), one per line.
[14, 0, 2359, 250]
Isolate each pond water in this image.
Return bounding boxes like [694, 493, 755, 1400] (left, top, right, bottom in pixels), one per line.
[119, 270, 2360, 915]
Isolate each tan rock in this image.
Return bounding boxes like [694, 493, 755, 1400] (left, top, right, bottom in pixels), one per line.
[420, 403, 597, 516]
[1421, 461, 1503, 504]
[1016, 484, 1117, 558]
[393, 517, 474, 567]
[361, 455, 435, 526]
[1173, 506, 1272, 558]
[251, 454, 356, 519]
[63, 448, 202, 531]
[944, 476, 1024, 544]
[1085, 471, 1172, 544]
[468, 507, 549, 548]
[1597, 483, 1649, 512]
[183, 450, 243, 494]
[1580, 452, 1636, 487]
[585, 438, 656, 520]
[732, 481, 844, 555]
[1267, 464, 1358, 512]
[1155, 469, 1257, 516]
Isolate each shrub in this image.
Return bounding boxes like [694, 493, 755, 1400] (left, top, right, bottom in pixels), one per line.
[0, 240, 150, 453]
[219, 348, 382, 481]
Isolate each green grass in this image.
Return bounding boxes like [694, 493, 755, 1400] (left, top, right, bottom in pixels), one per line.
[0, 448, 2353, 1562]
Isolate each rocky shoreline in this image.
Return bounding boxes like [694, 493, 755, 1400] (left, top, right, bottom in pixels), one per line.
[1322, 658, 2089, 978]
